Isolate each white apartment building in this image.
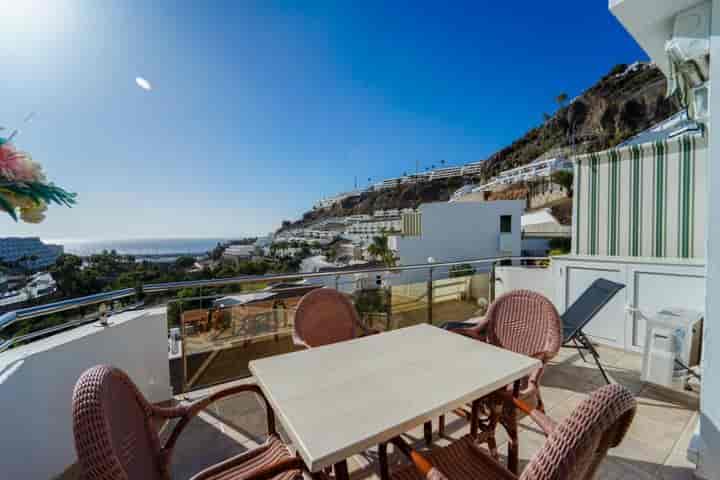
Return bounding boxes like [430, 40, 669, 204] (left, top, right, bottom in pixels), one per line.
[373, 208, 415, 218]
[222, 244, 255, 260]
[343, 214, 373, 224]
[342, 218, 402, 244]
[451, 157, 573, 201]
[0, 237, 64, 270]
[372, 162, 486, 191]
[394, 200, 524, 282]
[314, 190, 363, 210]
[0, 272, 58, 307]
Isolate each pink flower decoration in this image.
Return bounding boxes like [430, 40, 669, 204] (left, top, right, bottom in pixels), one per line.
[0, 143, 42, 182]
[0, 143, 21, 179]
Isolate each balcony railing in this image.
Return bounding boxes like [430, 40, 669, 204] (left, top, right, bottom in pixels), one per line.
[0, 255, 548, 392]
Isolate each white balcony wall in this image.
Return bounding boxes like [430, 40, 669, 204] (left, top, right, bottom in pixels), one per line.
[495, 257, 705, 352]
[495, 266, 555, 300]
[553, 256, 704, 351]
[0, 307, 171, 479]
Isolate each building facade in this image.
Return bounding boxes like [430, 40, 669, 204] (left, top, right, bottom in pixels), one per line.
[0, 237, 63, 270]
[394, 200, 524, 281]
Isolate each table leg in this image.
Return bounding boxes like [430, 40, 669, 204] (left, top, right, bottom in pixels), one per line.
[424, 421, 433, 446]
[505, 380, 521, 474]
[334, 460, 350, 480]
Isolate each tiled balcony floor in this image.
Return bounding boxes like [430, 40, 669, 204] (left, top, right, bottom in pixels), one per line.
[166, 343, 699, 480]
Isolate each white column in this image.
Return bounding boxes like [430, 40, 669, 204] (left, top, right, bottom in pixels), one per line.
[701, 2, 720, 477]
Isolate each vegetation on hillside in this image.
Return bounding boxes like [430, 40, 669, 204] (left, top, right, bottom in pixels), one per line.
[2, 248, 304, 340]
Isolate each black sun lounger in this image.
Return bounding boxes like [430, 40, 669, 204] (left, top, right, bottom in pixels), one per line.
[562, 278, 625, 384]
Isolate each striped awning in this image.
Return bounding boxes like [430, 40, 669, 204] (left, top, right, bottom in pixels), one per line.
[572, 133, 706, 259]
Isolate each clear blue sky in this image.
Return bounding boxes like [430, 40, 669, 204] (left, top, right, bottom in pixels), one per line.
[0, 0, 647, 240]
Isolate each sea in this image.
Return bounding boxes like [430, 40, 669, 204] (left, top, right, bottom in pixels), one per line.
[50, 237, 236, 260]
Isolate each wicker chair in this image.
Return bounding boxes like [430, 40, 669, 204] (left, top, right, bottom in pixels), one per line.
[72, 365, 303, 480]
[437, 290, 562, 453]
[387, 384, 636, 480]
[293, 288, 376, 348]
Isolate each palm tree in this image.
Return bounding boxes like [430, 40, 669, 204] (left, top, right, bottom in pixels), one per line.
[556, 92, 568, 109]
[367, 235, 395, 267]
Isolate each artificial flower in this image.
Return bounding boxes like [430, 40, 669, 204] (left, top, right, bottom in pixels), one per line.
[20, 202, 47, 223]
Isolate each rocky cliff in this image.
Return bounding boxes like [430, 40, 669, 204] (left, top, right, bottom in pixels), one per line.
[284, 63, 681, 230]
[479, 62, 680, 179]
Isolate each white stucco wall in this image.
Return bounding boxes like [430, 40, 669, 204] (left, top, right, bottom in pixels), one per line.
[0, 307, 171, 479]
[495, 266, 556, 301]
[495, 257, 705, 352]
[396, 201, 523, 281]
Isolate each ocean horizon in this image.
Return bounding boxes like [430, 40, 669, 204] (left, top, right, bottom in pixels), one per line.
[49, 237, 241, 257]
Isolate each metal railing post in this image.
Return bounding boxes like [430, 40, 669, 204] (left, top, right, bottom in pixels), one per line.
[489, 261, 496, 303]
[180, 301, 188, 394]
[427, 267, 434, 325]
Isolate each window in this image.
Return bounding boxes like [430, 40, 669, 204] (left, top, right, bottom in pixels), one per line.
[500, 215, 512, 233]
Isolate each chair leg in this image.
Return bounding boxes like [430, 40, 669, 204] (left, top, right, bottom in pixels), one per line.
[505, 381, 521, 475]
[334, 460, 349, 480]
[438, 414, 445, 437]
[536, 390, 545, 413]
[379, 442, 389, 480]
[573, 337, 588, 363]
[579, 332, 612, 385]
[424, 421, 433, 446]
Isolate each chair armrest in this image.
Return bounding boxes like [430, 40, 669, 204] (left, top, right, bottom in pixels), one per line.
[292, 330, 311, 349]
[448, 316, 488, 341]
[192, 457, 305, 480]
[389, 437, 440, 479]
[389, 436, 516, 480]
[451, 327, 486, 341]
[512, 397, 557, 436]
[162, 384, 276, 454]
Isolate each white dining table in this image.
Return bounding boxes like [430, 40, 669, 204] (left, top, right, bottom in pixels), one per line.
[249, 323, 541, 479]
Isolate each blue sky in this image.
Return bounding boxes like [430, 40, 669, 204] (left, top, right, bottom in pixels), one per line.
[0, 0, 647, 240]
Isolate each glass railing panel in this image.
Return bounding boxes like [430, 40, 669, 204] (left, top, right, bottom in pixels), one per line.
[387, 269, 430, 330]
[428, 263, 491, 327]
[0, 257, 545, 394]
[175, 283, 306, 393]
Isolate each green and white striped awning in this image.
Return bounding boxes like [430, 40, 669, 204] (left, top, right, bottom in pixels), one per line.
[572, 133, 706, 259]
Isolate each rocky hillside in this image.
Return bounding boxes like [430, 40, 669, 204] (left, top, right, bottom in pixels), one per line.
[479, 62, 680, 179]
[284, 62, 680, 230]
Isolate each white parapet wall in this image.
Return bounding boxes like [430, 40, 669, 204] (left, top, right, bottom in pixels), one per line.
[496, 255, 705, 352]
[0, 307, 171, 479]
[495, 266, 556, 301]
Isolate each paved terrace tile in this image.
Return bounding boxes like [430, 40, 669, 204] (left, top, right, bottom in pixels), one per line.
[165, 344, 699, 480]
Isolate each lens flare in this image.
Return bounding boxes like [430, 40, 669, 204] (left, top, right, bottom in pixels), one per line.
[135, 77, 152, 91]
